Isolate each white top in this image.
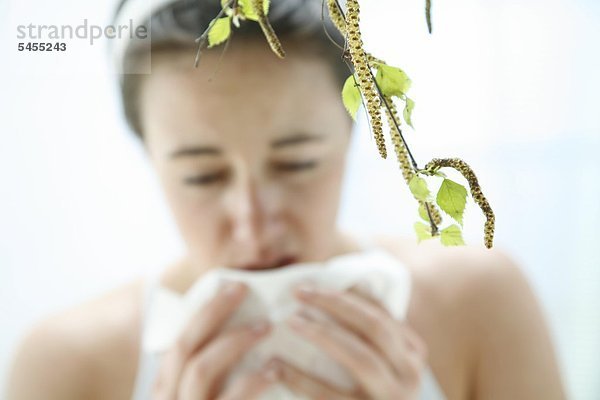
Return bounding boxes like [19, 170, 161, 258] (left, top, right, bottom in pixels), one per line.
[130, 236, 447, 400]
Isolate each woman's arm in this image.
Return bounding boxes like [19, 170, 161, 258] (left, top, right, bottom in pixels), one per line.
[461, 251, 568, 399]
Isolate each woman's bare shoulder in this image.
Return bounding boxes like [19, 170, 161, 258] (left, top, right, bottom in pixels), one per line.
[374, 234, 523, 309]
[374, 233, 530, 342]
[375, 235, 565, 399]
[6, 279, 145, 400]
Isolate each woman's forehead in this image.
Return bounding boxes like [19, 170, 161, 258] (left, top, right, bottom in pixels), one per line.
[140, 46, 346, 145]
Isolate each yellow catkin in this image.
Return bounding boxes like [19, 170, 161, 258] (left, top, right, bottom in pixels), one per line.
[385, 96, 442, 227]
[327, 0, 387, 158]
[423, 201, 443, 228]
[326, 1, 385, 89]
[252, 0, 285, 58]
[366, 54, 386, 67]
[327, 0, 346, 35]
[345, 0, 386, 159]
[385, 97, 414, 182]
[424, 158, 495, 248]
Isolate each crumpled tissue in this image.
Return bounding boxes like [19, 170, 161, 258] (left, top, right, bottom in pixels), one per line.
[143, 248, 412, 399]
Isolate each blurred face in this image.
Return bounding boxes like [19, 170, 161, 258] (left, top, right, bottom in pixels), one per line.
[139, 39, 352, 271]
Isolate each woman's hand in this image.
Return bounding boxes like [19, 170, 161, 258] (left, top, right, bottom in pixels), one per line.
[272, 283, 428, 400]
[152, 281, 281, 400]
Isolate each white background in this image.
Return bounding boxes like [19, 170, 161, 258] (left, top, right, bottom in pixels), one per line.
[1, 0, 599, 398]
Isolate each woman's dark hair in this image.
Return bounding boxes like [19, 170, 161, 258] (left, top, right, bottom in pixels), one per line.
[112, 0, 349, 139]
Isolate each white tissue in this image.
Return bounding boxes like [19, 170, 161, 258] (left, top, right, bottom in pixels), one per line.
[143, 248, 412, 399]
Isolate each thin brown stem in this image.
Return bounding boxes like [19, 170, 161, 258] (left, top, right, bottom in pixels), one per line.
[194, 0, 235, 67]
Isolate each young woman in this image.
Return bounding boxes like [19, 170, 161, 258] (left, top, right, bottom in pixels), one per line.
[6, 0, 567, 399]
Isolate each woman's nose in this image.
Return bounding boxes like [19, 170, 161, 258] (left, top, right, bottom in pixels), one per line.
[226, 177, 279, 255]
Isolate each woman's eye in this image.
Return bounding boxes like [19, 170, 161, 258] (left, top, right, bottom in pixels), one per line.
[183, 172, 226, 186]
[274, 160, 318, 172]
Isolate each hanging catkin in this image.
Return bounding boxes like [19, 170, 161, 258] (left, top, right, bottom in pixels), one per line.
[327, 0, 346, 35]
[366, 54, 386, 67]
[345, 0, 387, 159]
[326, 1, 385, 86]
[385, 96, 442, 226]
[252, 0, 285, 58]
[424, 158, 495, 248]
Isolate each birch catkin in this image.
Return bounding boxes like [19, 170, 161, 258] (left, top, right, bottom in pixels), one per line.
[345, 0, 387, 159]
[385, 96, 414, 182]
[326, 1, 386, 69]
[327, 0, 346, 35]
[385, 96, 442, 226]
[252, 0, 285, 58]
[366, 54, 386, 67]
[424, 158, 495, 248]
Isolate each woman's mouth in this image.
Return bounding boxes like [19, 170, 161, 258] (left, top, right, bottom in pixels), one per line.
[239, 255, 298, 271]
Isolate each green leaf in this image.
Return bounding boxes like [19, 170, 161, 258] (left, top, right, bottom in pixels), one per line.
[440, 224, 465, 246]
[418, 203, 430, 222]
[403, 97, 415, 128]
[375, 64, 412, 98]
[342, 75, 362, 120]
[414, 222, 434, 243]
[208, 17, 231, 48]
[436, 178, 468, 225]
[239, 0, 270, 21]
[409, 175, 431, 202]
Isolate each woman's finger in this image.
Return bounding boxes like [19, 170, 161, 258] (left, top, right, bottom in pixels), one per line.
[179, 320, 272, 399]
[217, 360, 282, 400]
[177, 281, 248, 357]
[153, 281, 248, 399]
[393, 322, 429, 387]
[286, 310, 399, 398]
[271, 358, 358, 400]
[400, 321, 428, 359]
[293, 284, 412, 376]
[347, 283, 389, 313]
